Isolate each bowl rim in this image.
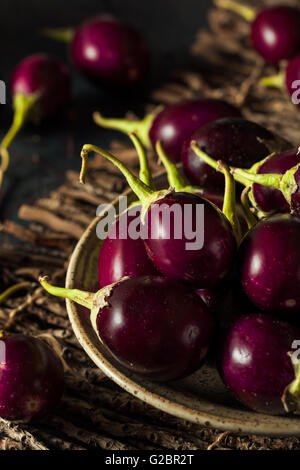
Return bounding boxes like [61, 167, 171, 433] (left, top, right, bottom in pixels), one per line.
[65, 182, 300, 437]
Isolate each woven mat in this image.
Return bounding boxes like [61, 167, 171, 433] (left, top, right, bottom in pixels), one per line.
[1, 0, 300, 451]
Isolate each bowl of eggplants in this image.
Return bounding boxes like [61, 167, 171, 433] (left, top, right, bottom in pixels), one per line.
[40, 115, 300, 436]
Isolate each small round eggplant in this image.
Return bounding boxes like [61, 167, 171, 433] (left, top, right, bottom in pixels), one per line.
[98, 134, 158, 287]
[239, 213, 300, 315]
[80, 143, 237, 288]
[40, 276, 214, 381]
[93, 98, 241, 162]
[0, 53, 71, 187]
[216, 0, 300, 64]
[0, 333, 64, 421]
[261, 54, 300, 107]
[219, 313, 300, 415]
[191, 145, 300, 216]
[181, 117, 289, 191]
[70, 16, 150, 88]
[98, 205, 158, 287]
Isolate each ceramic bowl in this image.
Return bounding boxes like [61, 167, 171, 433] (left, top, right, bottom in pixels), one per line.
[66, 173, 300, 436]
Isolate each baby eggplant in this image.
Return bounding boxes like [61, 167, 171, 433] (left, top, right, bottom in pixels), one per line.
[220, 313, 300, 415]
[40, 275, 214, 381]
[93, 98, 241, 162]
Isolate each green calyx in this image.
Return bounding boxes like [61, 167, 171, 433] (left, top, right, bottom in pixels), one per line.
[232, 164, 300, 211]
[279, 164, 300, 207]
[40, 27, 75, 43]
[191, 141, 300, 212]
[93, 107, 163, 149]
[213, 0, 256, 21]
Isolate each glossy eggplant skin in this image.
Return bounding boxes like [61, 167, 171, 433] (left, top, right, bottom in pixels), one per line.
[239, 213, 300, 315]
[251, 149, 300, 214]
[98, 205, 158, 287]
[149, 99, 241, 163]
[219, 313, 298, 415]
[0, 334, 64, 422]
[11, 53, 70, 118]
[182, 118, 282, 191]
[251, 6, 300, 64]
[96, 276, 214, 381]
[142, 192, 237, 288]
[71, 16, 150, 88]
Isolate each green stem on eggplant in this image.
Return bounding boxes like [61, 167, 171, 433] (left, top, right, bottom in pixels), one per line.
[39, 275, 128, 335]
[39, 276, 93, 309]
[40, 27, 75, 43]
[260, 73, 285, 89]
[0, 282, 35, 305]
[80, 144, 169, 211]
[129, 133, 154, 189]
[0, 92, 40, 188]
[241, 187, 257, 229]
[217, 161, 242, 243]
[191, 140, 300, 212]
[155, 140, 192, 191]
[191, 140, 282, 188]
[213, 0, 256, 21]
[93, 108, 162, 149]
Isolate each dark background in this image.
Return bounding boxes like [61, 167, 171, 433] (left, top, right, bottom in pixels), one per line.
[0, 0, 211, 221]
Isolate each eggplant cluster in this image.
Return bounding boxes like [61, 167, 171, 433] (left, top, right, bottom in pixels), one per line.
[6, 2, 300, 425]
[41, 107, 300, 417]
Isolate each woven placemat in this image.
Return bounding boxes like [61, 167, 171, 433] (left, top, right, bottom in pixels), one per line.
[1, 0, 300, 450]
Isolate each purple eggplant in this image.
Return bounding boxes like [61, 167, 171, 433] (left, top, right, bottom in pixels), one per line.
[261, 54, 300, 109]
[0, 54, 70, 186]
[93, 98, 241, 162]
[239, 213, 300, 315]
[197, 278, 253, 333]
[191, 144, 300, 215]
[80, 143, 237, 288]
[219, 313, 300, 415]
[143, 191, 236, 287]
[40, 275, 214, 381]
[98, 134, 158, 287]
[43, 16, 150, 89]
[216, 1, 300, 64]
[71, 16, 150, 88]
[181, 117, 289, 191]
[249, 149, 300, 214]
[0, 333, 64, 421]
[99, 204, 158, 287]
